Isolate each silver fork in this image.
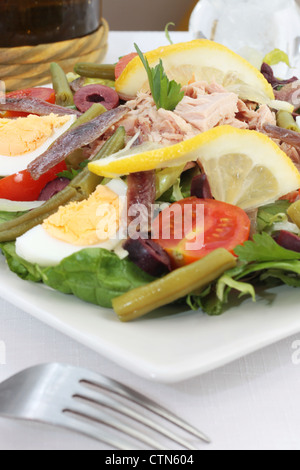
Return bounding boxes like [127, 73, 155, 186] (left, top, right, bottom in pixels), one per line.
[0, 363, 210, 450]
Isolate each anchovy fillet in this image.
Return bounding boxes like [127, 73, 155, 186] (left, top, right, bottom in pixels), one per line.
[28, 106, 129, 180]
[263, 123, 300, 148]
[0, 97, 81, 116]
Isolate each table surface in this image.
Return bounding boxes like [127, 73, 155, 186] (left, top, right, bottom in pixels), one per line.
[0, 31, 300, 451]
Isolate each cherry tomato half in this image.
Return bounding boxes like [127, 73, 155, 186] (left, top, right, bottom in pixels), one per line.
[152, 198, 250, 268]
[1, 88, 56, 118]
[0, 161, 67, 201]
[115, 53, 138, 80]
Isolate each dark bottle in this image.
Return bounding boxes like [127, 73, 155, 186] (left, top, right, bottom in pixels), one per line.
[0, 0, 103, 47]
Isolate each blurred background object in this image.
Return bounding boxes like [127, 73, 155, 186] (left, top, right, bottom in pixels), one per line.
[104, 0, 300, 33]
[0, 0, 103, 47]
[0, 0, 108, 91]
[103, 0, 198, 31]
[189, 0, 300, 75]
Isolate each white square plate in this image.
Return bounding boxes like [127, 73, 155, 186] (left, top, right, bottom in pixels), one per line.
[0, 256, 299, 383]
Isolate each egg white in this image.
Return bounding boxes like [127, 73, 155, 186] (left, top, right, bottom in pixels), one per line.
[15, 179, 128, 267]
[0, 114, 76, 176]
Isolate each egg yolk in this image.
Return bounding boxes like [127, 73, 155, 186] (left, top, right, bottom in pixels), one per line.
[43, 185, 122, 246]
[0, 114, 71, 156]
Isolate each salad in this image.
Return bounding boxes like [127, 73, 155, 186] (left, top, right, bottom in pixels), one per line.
[1, 34, 300, 322]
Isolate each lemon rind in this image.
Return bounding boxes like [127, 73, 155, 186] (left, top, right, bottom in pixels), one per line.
[115, 39, 274, 101]
[89, 126, 299, 178]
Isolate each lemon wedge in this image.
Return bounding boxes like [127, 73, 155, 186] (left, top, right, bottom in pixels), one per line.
[88, 126, 300, 210]
[115, 39, 275, 106]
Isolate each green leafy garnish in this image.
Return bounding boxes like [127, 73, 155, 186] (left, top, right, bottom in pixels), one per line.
[134, 43, 184, 111]
[263, 48, 290, 67]
[58, 160, 89, 181]
[234, 232, 300, 262]
[216, 274, 256, 303]
[165, 22, 175, 45]
[257, 200, 291, 233]
[188, 233, 300, 315]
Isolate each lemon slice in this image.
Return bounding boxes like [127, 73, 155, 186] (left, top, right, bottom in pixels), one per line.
[88, 126, 300, 210]
[115, 39, 274, 105]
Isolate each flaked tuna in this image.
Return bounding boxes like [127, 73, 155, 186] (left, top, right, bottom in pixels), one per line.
[118, 81, 276, 146]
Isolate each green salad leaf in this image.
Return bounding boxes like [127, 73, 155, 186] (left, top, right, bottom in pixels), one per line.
[0, 241, 154, 309]
[134, 43, 184, 111]
[0, 242, 42, 282]
[42, 248, 154, 308]
[257, 200, 291, 232]
[57, 160, 89, 181]
[234, 232, 300, 262]
[0, 210, 27, 225]
[188, 233, 300, 315]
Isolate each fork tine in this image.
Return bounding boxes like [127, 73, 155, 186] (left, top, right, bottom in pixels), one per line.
[64, 401, 166, 450]
[60, 414, 135, 450]
[81, 374, 211, 444]
[76, 384, 199, 450]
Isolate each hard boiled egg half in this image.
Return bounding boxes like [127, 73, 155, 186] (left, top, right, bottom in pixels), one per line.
[15, 179, 128, 267]
[0, 113, 76, 176]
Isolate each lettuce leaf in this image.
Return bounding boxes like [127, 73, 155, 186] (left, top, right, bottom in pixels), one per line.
[257, 200, 291, 233]
[41, 248, 154, 308]
[189, 233, 300, 315]
[0, 242, 43, 282]
[0, 242, 154, 309]
[0, 210, 26, 225]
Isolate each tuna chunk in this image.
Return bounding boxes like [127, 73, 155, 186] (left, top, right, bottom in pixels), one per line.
[119, 92, 198, 145]
[236, 100, 276, 130]
[117, 80, 276, 147]
[174, 92, 240, 132]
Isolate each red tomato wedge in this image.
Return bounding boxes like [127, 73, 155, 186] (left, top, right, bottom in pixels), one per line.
[0, 161, 67, 201]
[1, 88, 56, 118]
[152, 198, 250, 268]
[115, 53, 138, 80]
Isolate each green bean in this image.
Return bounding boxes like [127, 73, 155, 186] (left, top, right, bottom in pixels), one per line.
[0, 127, 126, 241]
[50, 62, 74, 107]
[113, 249, 237, 322]
[156, 165, 185, 200]
[74, 63, 116, 81]
[70, 103, 107, 130]
[65, 103, 108, 168]
[276, 111, 300, 132]
[287, 200, 300, 228]
[0, 187, 81, 242]
[90, 126, 126, 163]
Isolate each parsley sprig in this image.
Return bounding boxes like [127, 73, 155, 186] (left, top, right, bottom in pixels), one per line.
[134, 43, 184, 111]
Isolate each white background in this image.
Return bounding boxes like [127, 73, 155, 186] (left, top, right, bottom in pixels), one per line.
[0, 32, 300, 451]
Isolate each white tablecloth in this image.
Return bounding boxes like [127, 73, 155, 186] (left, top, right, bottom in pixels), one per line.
[0, 31, 300, 451]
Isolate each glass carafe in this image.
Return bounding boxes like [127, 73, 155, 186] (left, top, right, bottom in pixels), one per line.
[0, 0, 103, 47]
